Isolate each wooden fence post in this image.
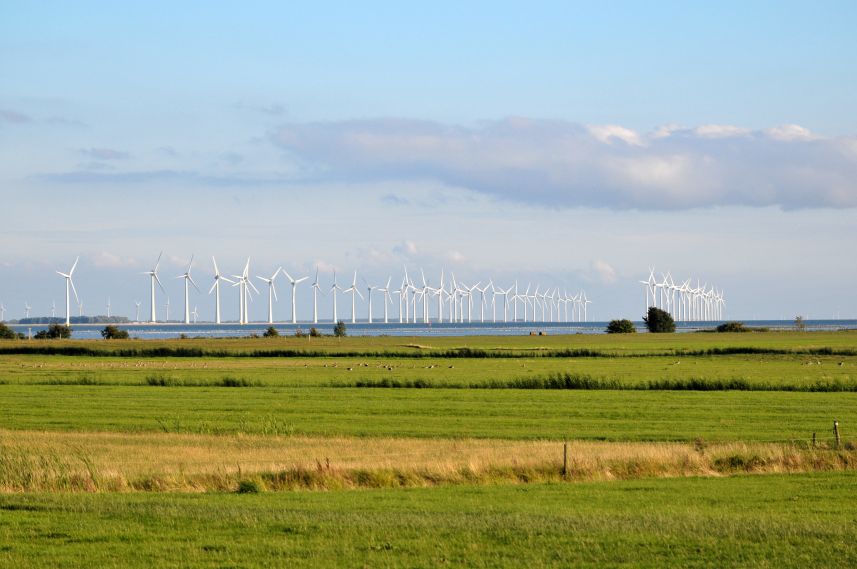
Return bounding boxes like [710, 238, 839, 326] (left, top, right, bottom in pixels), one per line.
[562, 441, 568, 477]
[834, 420, 841, 449]
[812, 432, 816, 448]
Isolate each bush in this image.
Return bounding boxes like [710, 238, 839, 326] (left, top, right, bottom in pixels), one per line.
[795, 315, 806, 332]
[716, 321, 748, 333]
[34, 324, 72, 339]
[262, 326, 279, 338]
[309, 327, 321, 337]
[101, 325, 129, 339]
[294, 328, 305, 338]
[0, 323, 24, 340]
[236, 479, 264, 494]
[333, 320, 347, 338]
[606, 319, 636, 334]
[643, 307, 675, 333]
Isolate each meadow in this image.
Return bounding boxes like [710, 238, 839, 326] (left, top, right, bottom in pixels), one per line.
[1, 330, 855, 567]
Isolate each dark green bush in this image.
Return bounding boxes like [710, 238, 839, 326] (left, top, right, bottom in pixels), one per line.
[606, 319, 636, 334]
[0, 323, 24, 340]
[643, 307, 675, 333]
[333, 321, 347, 338]
[34, 324, 71, 339]
[262, 326, 279, 338]
[101, 325, 129, 339]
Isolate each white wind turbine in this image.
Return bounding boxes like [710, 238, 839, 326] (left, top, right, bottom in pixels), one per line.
[311, 268, 323, 324]
[329, 270, 342, 323]
[231, 258, 257, 324]
[24, 302, 31, 319]
[0, 304, 5, 322]
[343, 271, 364, 324]
[191, 306, 199, 324]
[77, 301, 83, 317]
[255, 267, 282, 325]
[175, 255, 201, 325]
[282, 270, 309, 324]
[165, 297, 171, 322]
[134, 301, 141, 322]
[363, 277, 379, 323]
[51, 301, 56, 319]
[143, 252, 165, 323]
[56, 256, 80, 326]
[378, 276, 393, 323]
[106, 297, 111, 318]
[209, 257, 234, 325]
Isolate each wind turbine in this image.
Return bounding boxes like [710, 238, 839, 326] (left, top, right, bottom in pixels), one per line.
[165, 297, 171, 322]
[191, 306, 199, 324]
[231, 258, 258, 324]
[24, 302, 31, 319]
[56, 256, 79, 326]
[0, 304, 5, 322]
[176, 255, 201, 325]
[134, 301, 142, 322]
[209, 257, 234, 325]
[378, 276, 393, 323]
[329, 270, 342, 323]
[106, 297, 111, 318]
[143, 252, 165, 323]
[51, 301, 56, 319]
[282, 270, 309, 324]
[311, 268, 323, 324]
[255, 267, 282, 325]
[363, 277, 378, 323]
[343, 271, 364, 324]
[77, 301, 83, 317]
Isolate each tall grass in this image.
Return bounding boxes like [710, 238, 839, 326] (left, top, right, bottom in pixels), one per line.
[0, 432, 854, 493]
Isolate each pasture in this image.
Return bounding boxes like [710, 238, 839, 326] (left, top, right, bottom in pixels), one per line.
[0, 331, 855, 567]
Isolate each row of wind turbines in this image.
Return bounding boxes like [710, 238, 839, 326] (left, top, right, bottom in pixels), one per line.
[41, 253, 593, 326]
[639, 268, 726, 321]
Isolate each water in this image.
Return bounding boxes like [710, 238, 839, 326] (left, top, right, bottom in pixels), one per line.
[8, 319, 857, 340]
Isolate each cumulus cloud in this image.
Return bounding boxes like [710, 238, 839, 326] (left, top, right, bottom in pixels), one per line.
[268, 118, 857, 210]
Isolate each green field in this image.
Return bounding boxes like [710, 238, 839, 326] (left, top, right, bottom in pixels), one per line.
[1, 331, 856, 567]
[1, 473, 855, 568]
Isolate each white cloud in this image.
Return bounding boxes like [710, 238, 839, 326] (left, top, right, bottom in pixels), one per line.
[693, 124, 752, 138]
[586, 124, 643, 146]
[268, 118, 857, 210]
[91, 251, 137, 268]
[591, 259, 618, 284]
[764, 124, 817, 142]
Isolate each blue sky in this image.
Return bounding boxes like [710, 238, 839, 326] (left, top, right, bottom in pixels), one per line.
[2, 1, 856, 322]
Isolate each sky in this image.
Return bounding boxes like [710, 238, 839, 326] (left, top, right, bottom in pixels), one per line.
[2, 1, 856, 323]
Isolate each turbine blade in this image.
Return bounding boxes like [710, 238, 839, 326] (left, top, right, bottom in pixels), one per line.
[69, 256, 79, 276]
[212, 256, 220, 276]
[154, 273, 166, 293]
[69, 278, 79, 303]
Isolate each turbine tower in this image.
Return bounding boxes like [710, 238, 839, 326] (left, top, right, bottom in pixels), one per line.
[311, 268, 323, 324]
[282, 270, 309, 324]
[343, 271, 364, 324]
[176, 255, 201, 325]
[143, 252, 165, 323]
[134, 301, 141, 322]
[209, 257, 234, 325]
[24, 302, 31, 319]
[329, 270, 342, 323]
[255, 267, 282, 325]
[56, 256, 79, 326]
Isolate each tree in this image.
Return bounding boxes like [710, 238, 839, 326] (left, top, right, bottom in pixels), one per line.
[333, 320, 347, 338]
[606, 319, 636, 334]
[643, 307, 675, 333]
[262, 326, 279, 338]
[309, 327, 321, 337]
[794, 315, 806, 332]
[34, 323, 72, 339]
[0, 322, 24, 340]
[101, 325, 129, 339]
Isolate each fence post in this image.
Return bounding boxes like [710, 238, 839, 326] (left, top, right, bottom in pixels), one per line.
[834, 420, 841, 449]
[562, 441, 568, 477]
[812, 432, 816, 448]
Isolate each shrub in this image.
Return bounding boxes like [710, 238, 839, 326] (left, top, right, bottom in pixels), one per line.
[34, 324, 72, 339]
[309, 327, 321, 337]
[262, 326, 279, 338]
[236, 479, 263, 494]
[333, 320, 347, 338]
[795, 315, 806, 332]
[643, 307, 675, 333]
[294, 328, 305, 338]
[0, 323, 24, 340]
[101, 325, 129, 339]
[606, 319, 636, 334]
[716, 321, 748, 333]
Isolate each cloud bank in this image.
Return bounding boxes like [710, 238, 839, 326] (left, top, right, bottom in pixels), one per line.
[269, 118, 857, 210]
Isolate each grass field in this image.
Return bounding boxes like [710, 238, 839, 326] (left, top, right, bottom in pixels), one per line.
[1, 473, 855, 568]
[1, 331, 856, 567]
